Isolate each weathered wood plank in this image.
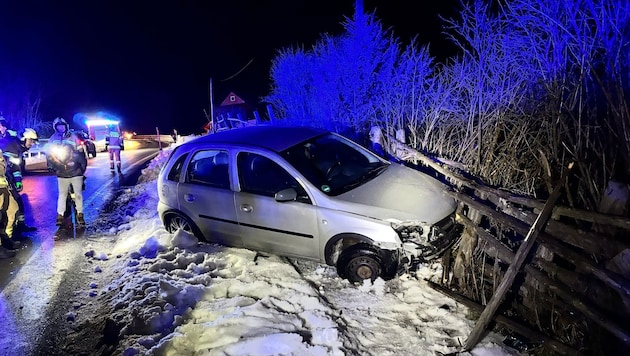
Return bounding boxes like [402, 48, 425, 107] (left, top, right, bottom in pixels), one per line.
[461, 211, 630, 332]
[494, 197, 626, 259]
[451, 190, 630, 303]
[463, 163, 571, 350]
[475, 190, 624, 258]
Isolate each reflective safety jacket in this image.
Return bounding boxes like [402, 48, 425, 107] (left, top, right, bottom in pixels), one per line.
[0, 148, 9, 189]
[0, 132, 24, 189]
[105, 131, 123, 150]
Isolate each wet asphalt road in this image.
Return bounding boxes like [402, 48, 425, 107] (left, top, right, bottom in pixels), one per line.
[0, 146, 160, 355]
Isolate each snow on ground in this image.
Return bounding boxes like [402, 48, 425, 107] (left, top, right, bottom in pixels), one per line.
[65, 147, 520, 355]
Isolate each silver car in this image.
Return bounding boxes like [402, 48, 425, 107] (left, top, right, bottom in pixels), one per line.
[157, 125, 460, 282]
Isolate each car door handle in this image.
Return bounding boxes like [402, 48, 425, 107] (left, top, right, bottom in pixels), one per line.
[184, 194, 195, 202]
[240, 204, 253, 213]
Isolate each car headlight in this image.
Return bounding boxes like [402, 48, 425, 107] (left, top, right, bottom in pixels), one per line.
[392, 221, 426, 244]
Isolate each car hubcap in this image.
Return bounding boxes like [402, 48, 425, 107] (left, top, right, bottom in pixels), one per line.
[170, 217, 190, 232]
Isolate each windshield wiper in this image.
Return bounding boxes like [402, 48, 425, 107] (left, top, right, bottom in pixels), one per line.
[337, 163, 389, 192]
[366, 163, 389, 177]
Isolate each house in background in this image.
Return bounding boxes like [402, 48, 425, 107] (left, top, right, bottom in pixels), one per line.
[211, 92, 254, 131]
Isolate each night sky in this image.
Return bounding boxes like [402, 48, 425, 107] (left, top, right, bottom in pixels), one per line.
[0, 0, 460, 135]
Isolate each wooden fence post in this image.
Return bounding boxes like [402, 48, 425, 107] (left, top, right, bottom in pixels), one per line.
[463, 162, 574, 350]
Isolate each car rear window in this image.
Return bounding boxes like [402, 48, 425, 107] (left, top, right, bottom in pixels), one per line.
[186, 150, 230, 189]
[166, 152, 188, 182]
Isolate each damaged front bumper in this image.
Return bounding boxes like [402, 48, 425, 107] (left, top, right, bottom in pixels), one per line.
[393, 213, 463, 268]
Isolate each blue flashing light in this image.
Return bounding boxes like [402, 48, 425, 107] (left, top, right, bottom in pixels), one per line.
[85, 118, 120, 127]
[75, 111, 121, 128]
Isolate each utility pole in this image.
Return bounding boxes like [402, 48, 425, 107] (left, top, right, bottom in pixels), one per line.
[209, 76, 215, 133]
[156, 126, 162, 151]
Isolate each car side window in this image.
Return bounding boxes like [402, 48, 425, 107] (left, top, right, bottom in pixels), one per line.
[166, 153, 188, 182]
[237, 152, 310, 203]
[186, 150, 230, 189]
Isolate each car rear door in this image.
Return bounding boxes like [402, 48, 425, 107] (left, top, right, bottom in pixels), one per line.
[234, 151, 320, 260]
[177, 149, 243, 247]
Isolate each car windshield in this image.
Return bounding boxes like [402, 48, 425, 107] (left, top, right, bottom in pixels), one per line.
[281, 133, 389, 196]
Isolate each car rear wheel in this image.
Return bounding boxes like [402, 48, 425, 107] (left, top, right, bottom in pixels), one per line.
[336, 244, 383, 283]
[164, 212, 203, 239]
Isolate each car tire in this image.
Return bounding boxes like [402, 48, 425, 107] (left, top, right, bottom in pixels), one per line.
[164, 212, 204, 240]
[336, 244, 383, 283]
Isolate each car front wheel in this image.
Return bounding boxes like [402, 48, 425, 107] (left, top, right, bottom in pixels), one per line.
[336, 244, 383, 283]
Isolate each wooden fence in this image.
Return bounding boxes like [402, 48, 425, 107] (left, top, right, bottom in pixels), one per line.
[387, 138, 630, 355]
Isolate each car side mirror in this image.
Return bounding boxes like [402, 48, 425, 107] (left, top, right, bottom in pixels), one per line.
[275, 188, 297, 202]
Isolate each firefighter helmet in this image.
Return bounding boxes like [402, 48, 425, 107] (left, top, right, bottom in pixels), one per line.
[22, 128, 38, 141]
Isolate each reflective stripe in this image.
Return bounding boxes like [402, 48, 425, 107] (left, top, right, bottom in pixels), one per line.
[107, 132, 123, 150]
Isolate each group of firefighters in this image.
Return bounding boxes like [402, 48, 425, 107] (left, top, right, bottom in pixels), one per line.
[0, 116, 123, 258]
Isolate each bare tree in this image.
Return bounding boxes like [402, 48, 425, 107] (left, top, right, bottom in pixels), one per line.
[0, 72, 45, 137]
[494, 0, 630, 208]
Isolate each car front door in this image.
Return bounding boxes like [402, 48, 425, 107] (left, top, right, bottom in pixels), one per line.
[178, 149, 243, 247]
[234, 152, 320, 260]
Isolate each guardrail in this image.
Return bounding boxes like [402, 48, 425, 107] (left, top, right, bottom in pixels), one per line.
[22, 139, 48, 172]
[24, 139, 48, 156]
[132, 135, 175, 143]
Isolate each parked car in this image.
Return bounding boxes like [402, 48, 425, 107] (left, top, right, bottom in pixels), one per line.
[21, 138, 49, 173]
[73, 130, 97, 158]
[157, 125, 461, 283]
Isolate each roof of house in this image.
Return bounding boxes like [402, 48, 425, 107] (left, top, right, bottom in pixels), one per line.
[219, 92, 246, 106]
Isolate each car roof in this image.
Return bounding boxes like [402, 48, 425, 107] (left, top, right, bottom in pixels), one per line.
[186, 125, 328, 153]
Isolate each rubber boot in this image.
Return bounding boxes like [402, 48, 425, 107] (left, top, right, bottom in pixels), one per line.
[15, 221, 37, 233]
[1, 236, 21, 250]
[77, 213, 86, 227]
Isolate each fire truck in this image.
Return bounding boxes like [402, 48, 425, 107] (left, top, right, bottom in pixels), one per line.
[86, 118, 120, 152]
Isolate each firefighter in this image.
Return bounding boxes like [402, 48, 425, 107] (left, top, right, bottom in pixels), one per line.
[105, 125, 123, 173]
[46, 117, 87, 227]
[0, 119, 38, 234]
